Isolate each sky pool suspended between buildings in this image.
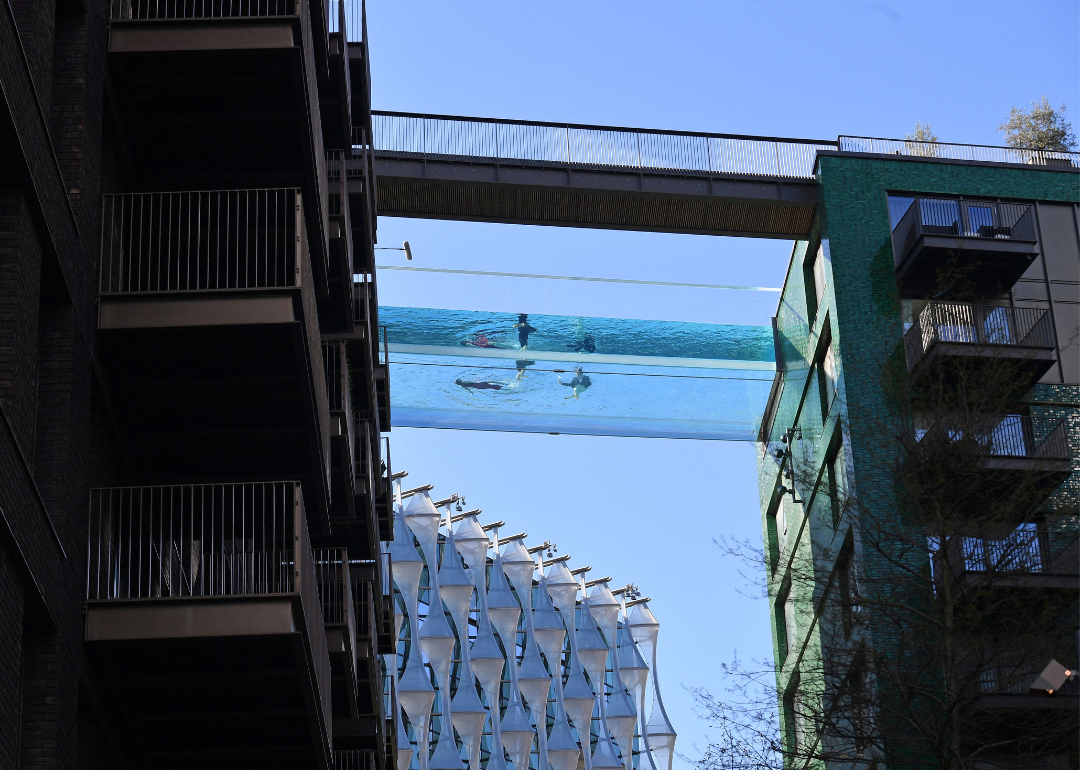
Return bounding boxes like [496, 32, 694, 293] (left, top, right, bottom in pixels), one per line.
[382, 307, 776, 440]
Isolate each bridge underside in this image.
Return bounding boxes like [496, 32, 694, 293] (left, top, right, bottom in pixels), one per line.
[365, 157, 817, 238]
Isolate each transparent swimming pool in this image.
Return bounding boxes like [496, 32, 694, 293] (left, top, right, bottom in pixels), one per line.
[381, 307, 776, 440]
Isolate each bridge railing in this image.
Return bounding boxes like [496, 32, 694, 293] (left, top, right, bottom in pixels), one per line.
[371, 111, 837, 180]
[839, 136, 1079, 167]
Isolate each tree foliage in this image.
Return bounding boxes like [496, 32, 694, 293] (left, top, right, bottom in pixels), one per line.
[999, 96, 1077, 152]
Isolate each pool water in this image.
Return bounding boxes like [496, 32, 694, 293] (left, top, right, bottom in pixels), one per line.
[381, 307, 776, 441]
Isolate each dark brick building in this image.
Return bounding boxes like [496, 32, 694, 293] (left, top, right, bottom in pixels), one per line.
[0, 0, 396, 767]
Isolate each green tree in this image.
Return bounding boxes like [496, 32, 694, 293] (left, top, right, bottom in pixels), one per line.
[904, 122, 940, 157]
[999, 96, 1077, 151]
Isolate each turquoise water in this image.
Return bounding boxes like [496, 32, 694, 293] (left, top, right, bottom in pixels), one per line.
[381, 307, 776, 440]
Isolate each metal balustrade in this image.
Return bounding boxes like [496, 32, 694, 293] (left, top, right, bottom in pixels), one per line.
[327, 0, 363, 41]
[905, 302, 1055, 370]
[840, 135, 1079, 168]
[100, 189, 305, 294]
[314, 548, 357, 663]
[107, 0, 297, 20]
[86, 482, 332, 731]
[335, 749, 376, 770]
[918, 414, 1071, 461]
[963, 523, 1047, 574]
[892, 197, 1037, 266]
[370, 111, 838, 179]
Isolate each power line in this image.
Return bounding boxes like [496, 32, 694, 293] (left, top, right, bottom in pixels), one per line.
[375, 264, 781, 292]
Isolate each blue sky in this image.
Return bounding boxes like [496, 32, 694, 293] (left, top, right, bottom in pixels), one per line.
[365, 1, 1078, 764]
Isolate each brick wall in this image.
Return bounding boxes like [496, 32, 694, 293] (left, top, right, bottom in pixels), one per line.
[0, 545, 26, 770]
[0, 189, 42, 457]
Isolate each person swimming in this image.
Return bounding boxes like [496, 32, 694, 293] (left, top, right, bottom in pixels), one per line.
[461, 332, 497, 348]
[455, 379, 503, 390]
[515, 359, 536, 380]
[558, 367, 592, 399]
[513, 314, 537, 350]
[566, 332, 596, 353]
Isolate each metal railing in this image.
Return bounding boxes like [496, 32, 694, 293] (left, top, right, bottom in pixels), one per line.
[840, 136, 1079, 168]
[87, 483, 299, 599]
[335, 750, 376, 770]
[891, 197, 1037, 265]
[315, 548, 357, 665]
[107, 0, 297, 19]
[370, 111, 838, 179]
[351, 573, 373, 639]
[905, 302, 1055, 370]
[918, 414, 1071, 461]
[86, 482, 333, 733]
[100, 189, 305, 293]
[327, 0, 362, 41]
[963, 523, 1047, 574]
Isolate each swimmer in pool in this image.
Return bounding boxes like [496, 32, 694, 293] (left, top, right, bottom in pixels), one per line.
[461, 332, 497, 348]
[558, 367, 592, 399]
[513, 314, 537, 350]
[515, 359, 536, 380]
[567, 332, 596, 353]
[456, 379, 503, 390]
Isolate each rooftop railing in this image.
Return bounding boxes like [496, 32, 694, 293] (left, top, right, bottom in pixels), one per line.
[840, 136, 1079, 168]
[87, 482, 333, 729]
[905, 302, 1055, 370]
[891, 197, 1037, 264]
[918, 414, 1071, 461]
[371, 111, 838, 180]
[107, 0, 297, 20]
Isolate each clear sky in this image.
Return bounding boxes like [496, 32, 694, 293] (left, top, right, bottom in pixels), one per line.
[364, 1, 1079, 764]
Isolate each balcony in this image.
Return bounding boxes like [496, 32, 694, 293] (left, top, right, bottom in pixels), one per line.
[324, 340, 357, 520]
[105, 0, 330, 293]
[916, 414, 1072, 511]
[314, 549, 359, 726]
[85, 482, 332, 770]
[891, 198, 1039, 297]
[905, 302, 1057, 400]
[331, 561, 385, 752]
[324, 151, 356, 332]
[961, 527, 1078, 590]
[320, 2, 355, 152]
[96, 190, 332, 530]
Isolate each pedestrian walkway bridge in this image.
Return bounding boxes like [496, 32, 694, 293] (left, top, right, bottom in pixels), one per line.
[360, 112, 837, 238]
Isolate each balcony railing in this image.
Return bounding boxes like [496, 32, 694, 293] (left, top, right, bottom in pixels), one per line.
[327, 0, 363, 41]
[336, 750, 376, 770]
[100, 189, 307, 294]
[840, 136, 1080, 168]
[892, 198, 1037, 264]
[963, 523, 1048, 574]
[918, 414, 1071, 461]
[314, 548, 357, 660]
[905, 302, 1055, 370]
[87, 483, 331, 726]
[371, 111, 838, 179]
[107, 0, 297, 20]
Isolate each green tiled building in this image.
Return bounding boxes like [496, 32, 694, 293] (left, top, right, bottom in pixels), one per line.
[757, 146, 1079, 765]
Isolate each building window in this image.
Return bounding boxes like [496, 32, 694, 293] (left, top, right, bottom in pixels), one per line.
[784, 673, 806, 751]
[824, 436, 845, 528]
[784, 590, 797, 654]
[813, 244, 827, 308]
[836, 543, 859, 637]
[822, 344, 837, 407]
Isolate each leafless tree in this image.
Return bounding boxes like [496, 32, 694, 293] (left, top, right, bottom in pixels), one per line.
[689, 347, 1078, 770]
